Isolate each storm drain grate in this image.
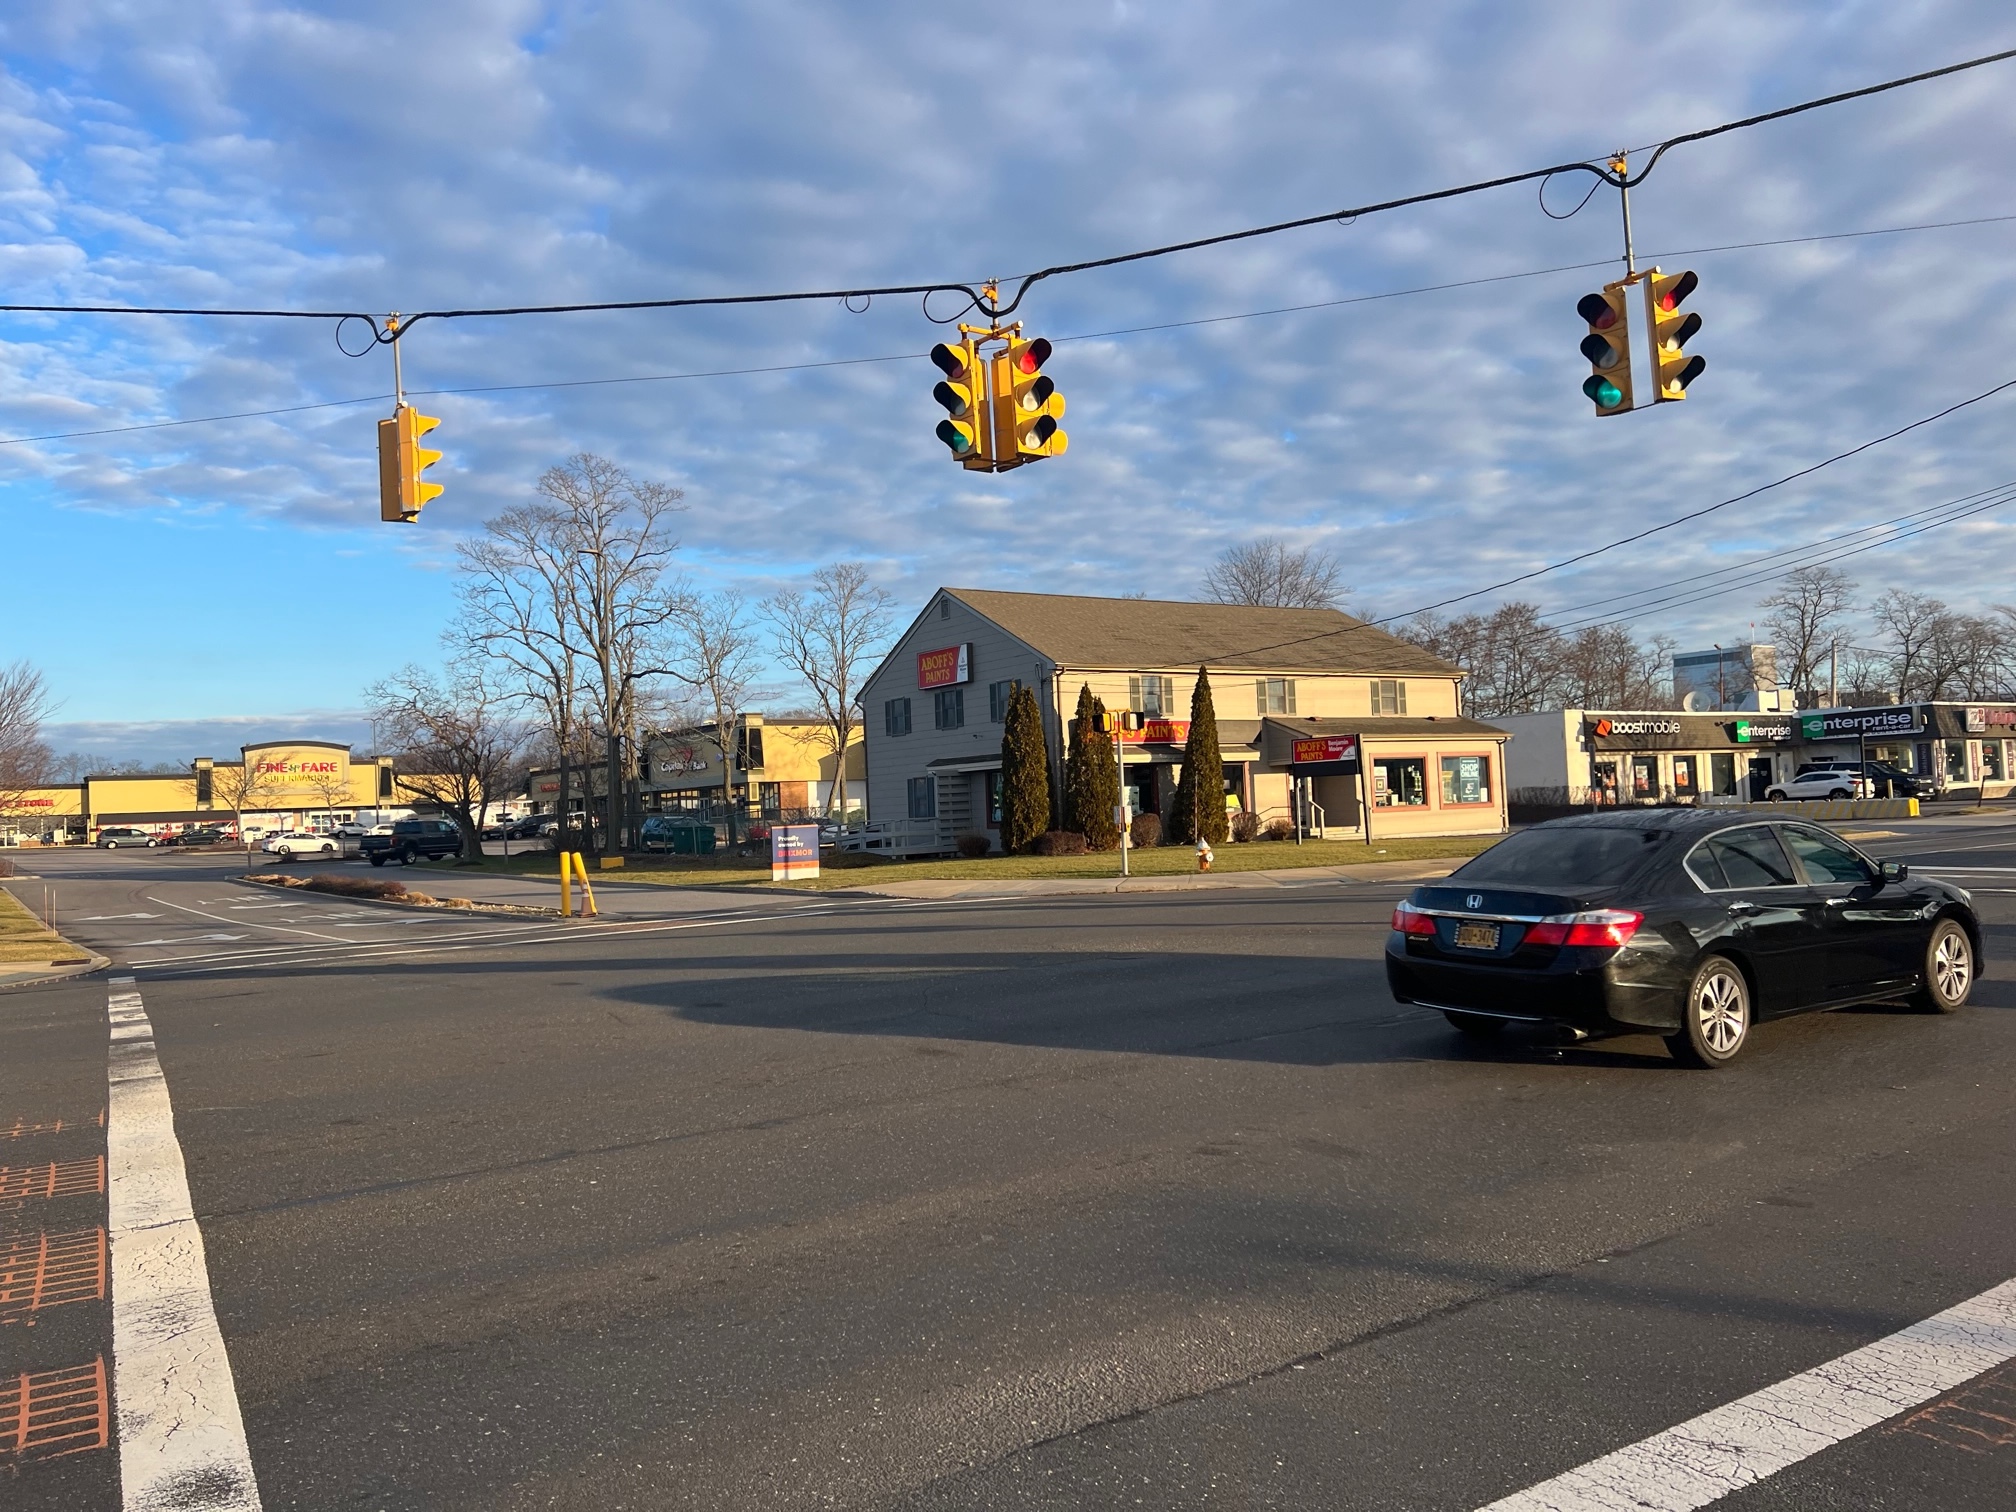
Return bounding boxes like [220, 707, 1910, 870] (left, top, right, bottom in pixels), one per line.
[1, 1111, 104, 1140]
[1892, 1359, 2016, 1454]
[0, 1357, 109, 1462]
[0, 1158, 105, 1202]
[0, 1229, 107, 1325]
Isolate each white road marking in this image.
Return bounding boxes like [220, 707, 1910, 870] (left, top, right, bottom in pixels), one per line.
[146, 893, 353, 942]
[1476, 1275, 2016, 1512]
[122, 934, 251, 946]
[78, 913, 162, 921]
[106, 976, 263, 1511]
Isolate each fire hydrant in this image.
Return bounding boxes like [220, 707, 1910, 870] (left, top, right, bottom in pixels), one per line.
[1196, 836, 1214, 872]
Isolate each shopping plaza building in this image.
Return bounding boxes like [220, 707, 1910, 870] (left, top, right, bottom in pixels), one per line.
[1, 740, 440, 844]
[859, 588, 1510, 852]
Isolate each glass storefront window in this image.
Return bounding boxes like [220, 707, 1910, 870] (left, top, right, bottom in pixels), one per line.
[1947, 742, 1970, 781]
[1709, 752, 1737, 797]
[1438, 755, 1491, 805]
[1631, 755, 1658, 799]
[1671, 755, 1698, 799]
[1592, 761, 1619, 805]
[1984, 741, 2005, 781]
[1373, 757, 1428, 807]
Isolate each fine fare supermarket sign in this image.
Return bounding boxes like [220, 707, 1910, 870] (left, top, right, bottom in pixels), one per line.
[916, 643, 972, 689]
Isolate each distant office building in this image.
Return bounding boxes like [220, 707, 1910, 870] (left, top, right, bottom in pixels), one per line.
[1670, 643, 1788, 712]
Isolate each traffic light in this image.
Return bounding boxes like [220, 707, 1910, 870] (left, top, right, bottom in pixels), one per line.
[1576, 283, 1634, 416]
[1005, 335, 1067, 459]
[929, 338, 986, 465]
[376, 404, 443, 522]
[1645, 267, 1705, 403]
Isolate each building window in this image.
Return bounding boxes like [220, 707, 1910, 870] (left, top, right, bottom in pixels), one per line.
[195, 767, 213, 803]
[1709, 752, 1737, 796]
[885, 698, 912, 737]
[1631, 755, 1659, 799]
[736, 726, 765, 770]
[1439, 755, 1492, 806]
[1985, 741, 2006, 782]
[934, 687, 965, 730]
[986, 771, 1004, 826]
[1671, 755, 1698, 798]
[758, 782, 781, 816]
[908, 776, 937, 819]
[1130, 675, 1176, 717]
[1371, 679, 1408, 716]
[989, 679, 1020, 722]
[1255, 678, 1297, 715]
[378, 764, 394, 799]
[1372, 757, 1428, 807]
[940, 597, 951, 619]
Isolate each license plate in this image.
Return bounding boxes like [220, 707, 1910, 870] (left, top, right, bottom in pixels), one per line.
[1452, 922, 1500, 951]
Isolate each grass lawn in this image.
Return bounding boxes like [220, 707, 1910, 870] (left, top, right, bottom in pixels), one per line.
[418, 832, 1500, 891]
[0, 884, 90, 963]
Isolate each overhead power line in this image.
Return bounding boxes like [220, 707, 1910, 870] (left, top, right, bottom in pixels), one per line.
[0, 47, 2010, 344]
[7, 210, 2011, 449]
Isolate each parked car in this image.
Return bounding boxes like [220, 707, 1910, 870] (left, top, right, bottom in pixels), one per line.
[1765, 769, 1871, 801]
[507, 815, 558, 839]
[174, 826, 230, 848]
[360, 818, 465, 866]
[1386, 810, 1978, 1067]
[1795, 760, 1927, 799]
[262, 832, 339, 860]
[96, 827, 158, 849]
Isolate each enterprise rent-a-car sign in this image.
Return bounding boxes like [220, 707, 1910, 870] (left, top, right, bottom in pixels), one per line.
[1800, 706, 1920, 740]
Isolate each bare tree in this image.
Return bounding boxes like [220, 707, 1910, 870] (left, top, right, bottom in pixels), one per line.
[1557, 625, 1674, 709]
[209, 759, 287, 873]
[762, 563, 894, 817]
[368, 663, 530, 861]
[1759, 566, 1856, 702]
[1872, 590, 1952, 702]
[666, 590, 764, 842]
[0, 661, 54, 819]
[1203, 538, 1349, 609]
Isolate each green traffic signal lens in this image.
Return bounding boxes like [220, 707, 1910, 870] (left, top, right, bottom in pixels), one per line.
[935, 419, 972, 454]
[1582, 375, 1624, 410]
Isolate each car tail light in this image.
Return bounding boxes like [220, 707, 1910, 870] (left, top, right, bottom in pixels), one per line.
[1391, 900, 1439, 937]
[1524, 909, 1643, 949]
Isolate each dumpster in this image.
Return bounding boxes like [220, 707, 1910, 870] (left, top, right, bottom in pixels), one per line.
[639, 815, 717, 855]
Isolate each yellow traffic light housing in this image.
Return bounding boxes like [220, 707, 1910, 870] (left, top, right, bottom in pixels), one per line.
[1575, 282, 1634, 417]
[1645, 267, 1705, 403]
[929, 338, 988, 468]
[1005, 336, 1067, 460]
[377, 404, 443, 522]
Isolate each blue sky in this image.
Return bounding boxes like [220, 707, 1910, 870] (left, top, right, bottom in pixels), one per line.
[4, 2, 2015, 760]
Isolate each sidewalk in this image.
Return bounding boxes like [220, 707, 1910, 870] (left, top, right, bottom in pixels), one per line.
[0, 879, 110, 990]
[373, 864, 802, 917]
[823, 856, 1463, 901]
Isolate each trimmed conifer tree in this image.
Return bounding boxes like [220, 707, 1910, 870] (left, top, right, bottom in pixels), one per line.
[1170, 665, 1229, 845]
[998, 683, 1051, 853]
[1082, 695, 1122, 850]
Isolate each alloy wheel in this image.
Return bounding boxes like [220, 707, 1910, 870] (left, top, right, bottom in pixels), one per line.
[1933, 927, 1972, 1004]
[1695, 968, 1748, 1057]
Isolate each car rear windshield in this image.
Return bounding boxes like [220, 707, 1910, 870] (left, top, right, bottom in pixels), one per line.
[1451, 825, 1673, 886]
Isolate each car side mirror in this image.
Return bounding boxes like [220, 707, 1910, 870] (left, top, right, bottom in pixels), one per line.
[1880, 859, 1908, 884]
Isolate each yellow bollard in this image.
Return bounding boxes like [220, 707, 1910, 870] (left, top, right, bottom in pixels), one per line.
[559, 849, 574, 916]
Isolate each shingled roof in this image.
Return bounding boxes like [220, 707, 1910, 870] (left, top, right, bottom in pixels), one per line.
[944, 589, 1461, 677]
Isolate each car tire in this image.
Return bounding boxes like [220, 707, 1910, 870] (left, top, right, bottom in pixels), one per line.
[369, 855, 385, 868]
[401, 845, 418, 865]
[1914, 918, 1974, 1014]
[1667, 956, 1752, 1068]
[146, 839, 158, 848]
[1443, 1010, 1505, 1039]
[1767, 792, 1786, 802]
[1828, 789, 1850, 800]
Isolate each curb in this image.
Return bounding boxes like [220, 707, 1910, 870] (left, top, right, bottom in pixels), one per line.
[230, 875, 565, 920]
[0, 954, 112, 993]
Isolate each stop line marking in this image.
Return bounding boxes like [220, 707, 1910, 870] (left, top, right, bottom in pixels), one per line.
[106, 976, 262, 1510]
[1476, 1274, 2016, 1511]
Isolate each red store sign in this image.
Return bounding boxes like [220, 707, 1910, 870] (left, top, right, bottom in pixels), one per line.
[1292, 735, 1359, 765]
[917, 643, 972, 689]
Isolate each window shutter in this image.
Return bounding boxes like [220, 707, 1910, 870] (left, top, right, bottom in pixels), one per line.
[1255, 680, 1267, 715]
[1285, 680, 1297, 715]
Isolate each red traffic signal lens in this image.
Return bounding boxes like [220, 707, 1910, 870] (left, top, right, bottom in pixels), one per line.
[1576, 293, 1617, 330]
[1657, 270, 1698, 312]
[1579, 334, 1623, 369]
[1014, 337, 1053, 375]
[1582, 375, 1625, 410]
[930, 342, 970, 380]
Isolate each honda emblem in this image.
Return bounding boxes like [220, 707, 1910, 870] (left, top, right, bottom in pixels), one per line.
[1466, 893, 1483, 910]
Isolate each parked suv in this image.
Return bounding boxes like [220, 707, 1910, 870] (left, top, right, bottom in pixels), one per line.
[360, 818, 465, 866]
[96, 827, 158, 849]
[1795, 760, 1927, 799]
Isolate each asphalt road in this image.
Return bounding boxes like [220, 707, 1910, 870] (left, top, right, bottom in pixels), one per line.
[3, 813, 2014, 1509]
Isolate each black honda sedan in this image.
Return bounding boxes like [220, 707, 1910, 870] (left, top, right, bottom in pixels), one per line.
[1385, 810, 1979, 1067]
